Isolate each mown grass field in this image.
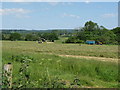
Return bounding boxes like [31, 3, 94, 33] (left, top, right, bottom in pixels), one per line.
[3, 41, 118, 58]
[2, 41, 119, 88]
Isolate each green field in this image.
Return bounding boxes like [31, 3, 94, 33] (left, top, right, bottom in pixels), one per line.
[3, 41, 118, 58]
[2, 41, 119, 88]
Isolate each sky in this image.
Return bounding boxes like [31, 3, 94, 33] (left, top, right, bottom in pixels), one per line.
[0, 2, 118, 30]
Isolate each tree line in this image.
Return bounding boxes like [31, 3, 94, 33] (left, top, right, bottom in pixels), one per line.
[65, 21, 120, 45]
[1, 21, 120, 44]
[1, 32, 59, 42]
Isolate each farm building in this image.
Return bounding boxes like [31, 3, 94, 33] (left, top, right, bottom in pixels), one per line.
[86, 40, 95, 45]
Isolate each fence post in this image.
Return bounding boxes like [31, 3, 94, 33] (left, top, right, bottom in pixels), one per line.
[4, 63, 13, 88]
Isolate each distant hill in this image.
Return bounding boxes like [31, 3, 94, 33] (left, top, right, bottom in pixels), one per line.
[0, 29, 75, 34]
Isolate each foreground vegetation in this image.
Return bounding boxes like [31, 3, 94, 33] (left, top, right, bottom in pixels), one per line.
[2, 41, 119, 88]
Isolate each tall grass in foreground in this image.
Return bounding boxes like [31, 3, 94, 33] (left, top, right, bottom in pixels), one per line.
[2, 53, 119, 88]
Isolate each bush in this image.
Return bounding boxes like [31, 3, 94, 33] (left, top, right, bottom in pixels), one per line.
[25, 34, 38, 41]
[65, 36, 77, 43]
[42, 33, 58, 41]
[65, 36, 84, 43]
[9, 33, 21, 41]
[76, 40, 84, 43]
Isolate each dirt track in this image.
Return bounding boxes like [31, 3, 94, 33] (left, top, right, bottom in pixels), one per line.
[58, 54, 118, 63]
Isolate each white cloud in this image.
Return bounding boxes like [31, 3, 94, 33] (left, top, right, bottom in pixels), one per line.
[85, 0, 90, 4]
[101, 13, 117, 18]
[62, 13, 80, 19]
[0, 8, 31, 16]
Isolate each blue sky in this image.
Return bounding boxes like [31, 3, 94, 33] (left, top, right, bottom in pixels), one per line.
[1, 2, 118, 30]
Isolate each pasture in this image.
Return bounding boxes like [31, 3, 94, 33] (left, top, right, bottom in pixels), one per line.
[3, 41, 118, 58]
[2, 41, 119, 88]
